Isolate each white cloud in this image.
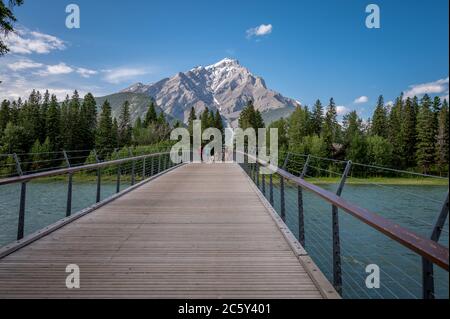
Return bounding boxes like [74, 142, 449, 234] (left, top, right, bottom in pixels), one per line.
[246, 24, 273, 38]
[77, 67, 98, 78]
[403, 77, 449, 98]
[336, 106, 350, 116]
[103, 67, 148, 84]
[4, 29, 66, 54]
[0, 69, 100, 101]
[386, 101, 394, 107]
[354, 96, 369, 104]
[8, 59, 43, 71]
[37, 63, 74, 76]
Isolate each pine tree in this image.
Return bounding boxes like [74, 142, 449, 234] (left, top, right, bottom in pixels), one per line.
[214, 109, 224, 133]
[209, 110, 215, 128]
[0, 0, 24, 56]
[38, 90, 50, 143]
[343, 110, 363, 148]
[322, 98, 338, 157]
[19, 90, 41, 150]
[388, 94, 404, 167]
[60, 91, 81, 151]
[157, 111, 167, 126]
[60, 95, 70, 150]
[188, 107, 197, 135]
[144, 102, 158, 127]
[135, 117, 143, 130]
[9, 100, 19, 125]
[400, 97, 417, 168]
[416, 94, 436, 173]
[118, 101, 132, 147]
[46, 95, 61, 153]
[436, 99, 449, 174]
[81, 93, 97, 151]
[0, 99, 11, 135]
[288, 106, 311, 150]
[371, 95, 388, 138]
[201, 107, 210, 130]
[238, 101, 264, 131]
[96, 100, 114, 156]
[268, 118, 288, 151]
[311, 99, 323, 136]
[69, 90, 82, 150]
[112, 118, 119, 149]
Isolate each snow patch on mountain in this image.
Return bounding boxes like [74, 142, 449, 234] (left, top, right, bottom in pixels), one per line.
[121, 58, 299, 126]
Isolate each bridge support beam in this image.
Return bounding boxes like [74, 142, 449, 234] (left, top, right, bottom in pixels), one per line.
[280, 176, 286, 222]
[94, 150, 101, 203]
[63, 151, 73, 217]
[297, 155, 310, 248]
[422, 192, 449, 299]
[332, 160, 352, 296]
[129, 149, 136, 186]
[269, 174, 274, 205]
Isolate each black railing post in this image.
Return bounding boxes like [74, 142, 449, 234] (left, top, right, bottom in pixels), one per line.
[256, 161, 260, 189]
[150, 155, 154, 176]
[269, 173, 274, 205]
[332, 160, 352, 295]
[262, 173, 266, 195]
[129, 148, 136, 186]
[114, 149, 121, 194]
[297, 155, 310, 247]
[13, 153, 26, 241]
[142, 157, 146, 180]
[158, 154, 161, 174]
[94, 150, 101, 203]
[423, 192, 449, 299]
[17, 182, 27, 241]
[280, 175, 286, 222]
[66, 175, 73, 217]
[63, 151, 73, 217]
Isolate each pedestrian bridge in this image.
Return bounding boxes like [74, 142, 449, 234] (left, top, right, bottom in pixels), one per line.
[0, 152, 448, 299]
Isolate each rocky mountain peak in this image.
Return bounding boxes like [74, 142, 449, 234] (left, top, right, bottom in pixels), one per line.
[121, 58, 299, 127]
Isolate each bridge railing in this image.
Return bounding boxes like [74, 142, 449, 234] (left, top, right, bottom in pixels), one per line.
[238, 151, 449, 299]
[0, 149, 190, 250]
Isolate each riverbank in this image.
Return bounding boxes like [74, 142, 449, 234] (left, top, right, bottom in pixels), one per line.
[303, 176, 448, 186]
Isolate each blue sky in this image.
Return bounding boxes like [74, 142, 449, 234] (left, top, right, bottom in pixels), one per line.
[1, 0, 448, 119]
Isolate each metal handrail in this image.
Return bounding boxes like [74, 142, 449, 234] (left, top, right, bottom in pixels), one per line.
[0, 151, 171, 186]
[241, 152, 449, 271]
[0, 151, 178, 243]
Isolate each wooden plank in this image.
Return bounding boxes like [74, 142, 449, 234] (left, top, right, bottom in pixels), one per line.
[0, 163, 333, 299]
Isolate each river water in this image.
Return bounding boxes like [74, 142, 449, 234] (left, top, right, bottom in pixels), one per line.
[0, 179, 448, 299]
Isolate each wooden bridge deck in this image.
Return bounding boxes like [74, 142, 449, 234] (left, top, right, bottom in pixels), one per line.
[0, 163, 336, 299]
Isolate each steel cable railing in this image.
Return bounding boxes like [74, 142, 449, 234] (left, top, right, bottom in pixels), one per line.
[0, 149, 189, 252]
[239, 150, 449, 299]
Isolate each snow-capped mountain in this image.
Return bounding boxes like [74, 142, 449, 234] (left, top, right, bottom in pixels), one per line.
[121, 58, 299, 126]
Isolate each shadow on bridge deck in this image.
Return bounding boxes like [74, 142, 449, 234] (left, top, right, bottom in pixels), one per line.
[0, 163, 337, 299]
